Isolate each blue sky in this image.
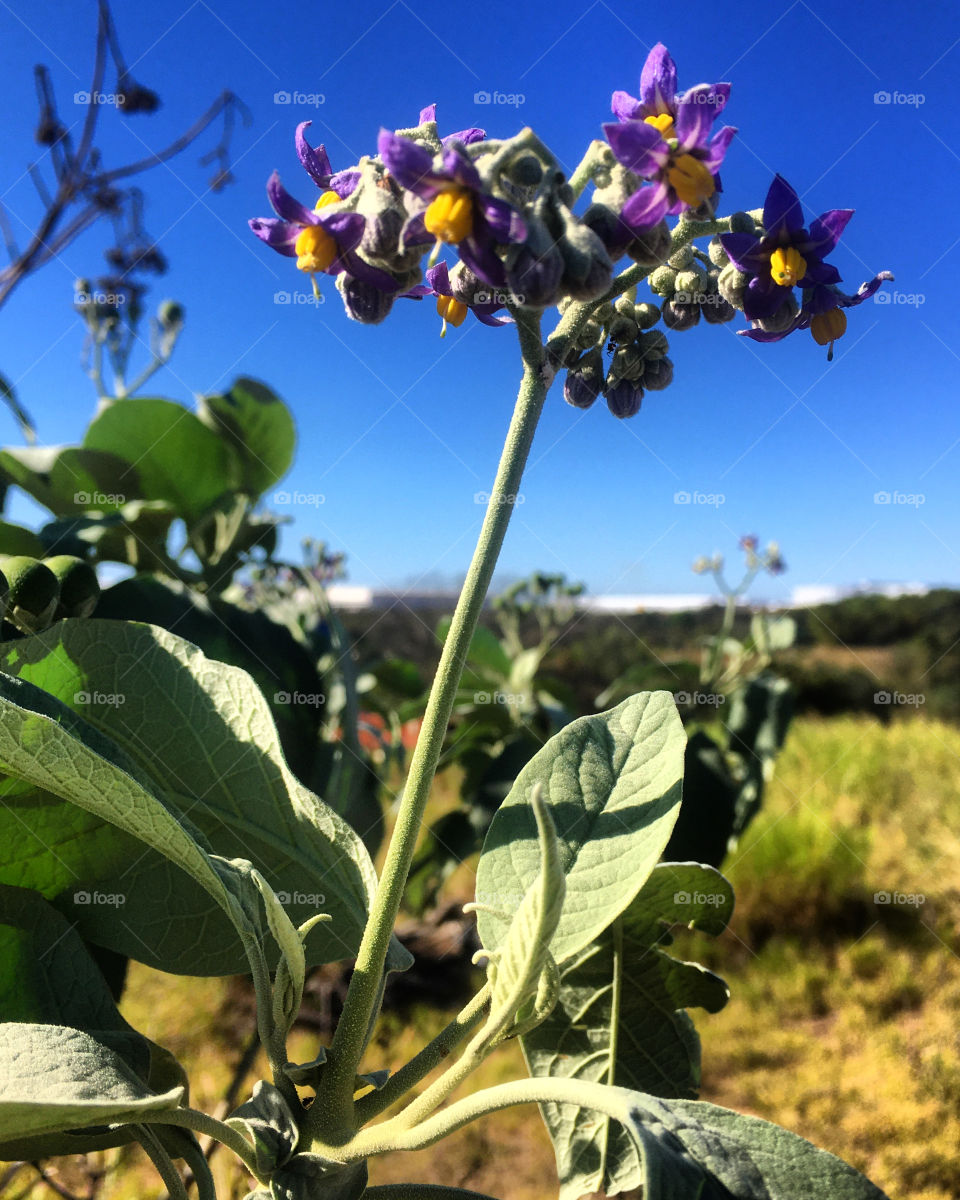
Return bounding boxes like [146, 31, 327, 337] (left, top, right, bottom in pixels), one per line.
[1, 0, 956, 601]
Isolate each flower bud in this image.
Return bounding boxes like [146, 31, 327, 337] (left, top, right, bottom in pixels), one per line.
[700, 294, 736, 325]
[756, 294, 799, 333]
[563, 347, 604, 409]
[717, 264, 750, 309]
[728, 211, 757, 235]
[606, 314, 638, 345]
[604, 377, 643, 419]
[505, 205, 565, 308]
[641, 355, 674, 391]
[0, 555, 60, 633]
[625, 221, 671, 268]
[707, 237, 729, 267]
[557, 209, 614, 301]
[638, 329, 669, 360]
[337, 275, 396, 324]
[674, 264, 709, 295]
[45, 555, 101, 619]
[157, 299, 184, 328]
[648, 264, 677, 297]
[692, 556, 711, 574]
[581, 202, 633, 260]
[610, 342, 645, 382]
[661, 298, 701, 331]
[633, 302, 661, 330]
[576, 317, 603, 350]
[667, 245, 694, 270]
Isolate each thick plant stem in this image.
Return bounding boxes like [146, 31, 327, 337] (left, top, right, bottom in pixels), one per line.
[309, 309, 548, 1142]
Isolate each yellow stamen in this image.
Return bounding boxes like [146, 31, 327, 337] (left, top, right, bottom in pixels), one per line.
[810, 307, 847, 360]
[314, 190, 341, 212]
[644, 112, 676, 139]
[294, 224, 337, 274]
[769, 245, 807, 288]
[436, 294, 468, 338]
[666, 154, 715, 208]
[424, 187, 474, 244]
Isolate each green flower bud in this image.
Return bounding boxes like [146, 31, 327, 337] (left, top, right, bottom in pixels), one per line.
[728, 211, 757, 235]
[667, 245, 694, 270]
[625, 221, 671, 268]
[707, 237, 729, 267]
[674, 264, 709, 296]
[648, 264, 677, 297]
[641, 355, 674, 391]
[576, 317, 603, 350]
[157, 299, 184, 328]
[633, 302, 661, 330]
[44, 555, 101, 619]
[614, 294, 637, 317]
[0, 556, 60, 633]
[661, 298, 701, 331]
[638, 329, 670, 360]
[756, 294, 800, 333]
[557, 209, 613, 302]
[606, 314, 639, 345]
[610, 342, 645, 382]
[717, 263, 751, 310]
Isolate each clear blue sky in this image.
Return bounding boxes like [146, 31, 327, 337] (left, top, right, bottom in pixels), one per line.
[1, 0, 956, 601]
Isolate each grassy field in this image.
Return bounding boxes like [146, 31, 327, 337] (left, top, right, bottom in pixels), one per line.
[5, 713, 960, 1200]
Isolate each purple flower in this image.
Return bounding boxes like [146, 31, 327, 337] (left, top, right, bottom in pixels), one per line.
[295, 122, 360, 198]
[249, 172, 397, 290]
[425, 261, 511, 335]
[377, 130, 526, 287]
[719, 175, 851, 322]
[612, 43, 730, 128]
[719, 174, 893, 355]
[603, 60, 736, 232]
[418, 104, 486, 147]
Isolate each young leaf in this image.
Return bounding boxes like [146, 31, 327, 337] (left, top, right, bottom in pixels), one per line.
[475, 693, 685, 965]
[197, 377, 296, 498]
[521, 863, 733, 1195]
[0, 622, 397, 975]
[0, 1023, 183, 1144]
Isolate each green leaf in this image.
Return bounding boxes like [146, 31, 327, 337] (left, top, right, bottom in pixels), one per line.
[663, 731, 739, 868]
[475, 693, 685, 965]
[522, 864, 733, 1196]
[0, 518, 45, 557]
[83, 397, 241, 523]
[751, 613, 796, 655]
[198, 377, 296, 498]
[437, 616, 512, 680]
[0, 621, 393, 975]
[39, 501, 176, 568]
[0, 445, 135, 516]
[0, 1023, 183, 1143]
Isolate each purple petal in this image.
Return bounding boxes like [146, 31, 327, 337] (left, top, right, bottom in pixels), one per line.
[621, 181, 671, 231]
[739, 324, 795, 343]
[838, 270, 894, 308]
[419, 103, 437, 123]
[742, 277, 785, 321]
[266, 172, 317, 226]
[611, 89, 643, 122]
[378, 129, 436, 194]
[441, 127, 486, 146]
[338, 251, 402, 291]
[401, 283, 434, 299]
[330, 169, 360, 198]
[441, 145, 482, 190]
[318, 210, 365, 252]
[426, 261, 451, 294]
[719, 232, 766, 274]
[603, 121, 669, 177]
[701, 125, 737, 173]
[763, 174, 804, 237]
[249, 217, 298, 257]
[473, 307, 513, 327]
[295, 122, 333, 188]
[400, 213, 434, 248]
[801, 260, 842, 287]
[639, 43, 677, 114]
[459, 237, 506, 288]
[709, 82, 732, 118]
[675, 87, 715, 150]
[806, 209, 854, 258]
[479, 195, 526, 243]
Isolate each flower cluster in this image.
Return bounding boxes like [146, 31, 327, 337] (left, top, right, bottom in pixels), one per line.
[250, 42, 892, 412]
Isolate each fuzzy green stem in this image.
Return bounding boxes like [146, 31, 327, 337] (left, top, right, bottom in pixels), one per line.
[568, 139, 613, 199]
[355, 984, 490, 1126]
[308, 308, 549, 1142]
[136, 1107, 267, 1182]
